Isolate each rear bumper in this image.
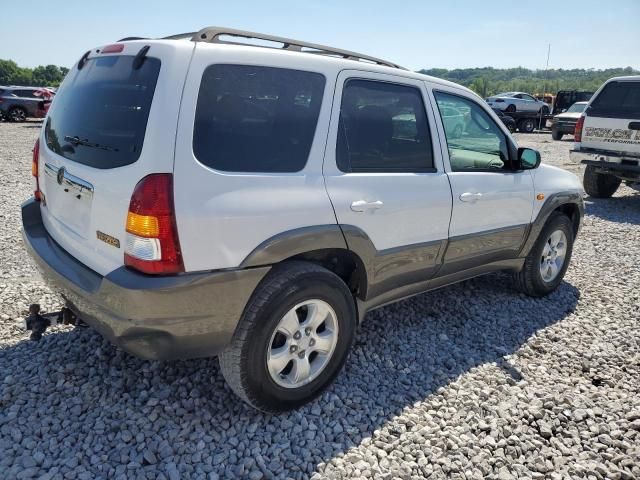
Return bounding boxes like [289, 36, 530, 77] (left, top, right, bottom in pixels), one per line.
[571, 149, 640, 175]
[21, 199, 270, 360]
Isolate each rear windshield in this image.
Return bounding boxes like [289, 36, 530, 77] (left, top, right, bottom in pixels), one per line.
[193, 64, 325, 173]
[45, 55, 161, 169]
[589, 81, 640, 118]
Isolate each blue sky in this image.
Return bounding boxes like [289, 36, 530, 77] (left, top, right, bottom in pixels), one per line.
[2, 0, 638, 70]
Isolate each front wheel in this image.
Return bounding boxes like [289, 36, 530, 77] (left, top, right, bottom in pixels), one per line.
[551, 129, 563, 141]
[514, 213, 574, 297]
[219, 261, 357, 412]
[583, 165, 621, 198]
[505, 104, 516, 113]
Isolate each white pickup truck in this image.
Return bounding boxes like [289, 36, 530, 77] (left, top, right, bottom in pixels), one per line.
[571, 76, 640, 197]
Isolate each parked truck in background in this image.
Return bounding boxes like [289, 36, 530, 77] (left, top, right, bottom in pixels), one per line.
[571, 77, 640, 197]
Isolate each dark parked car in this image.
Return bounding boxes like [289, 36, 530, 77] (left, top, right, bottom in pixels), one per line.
[550, 101, 588, 140]
[0, 86, 52, 122]
[492, 108, 516, 132]
[552, 90, 593, 115]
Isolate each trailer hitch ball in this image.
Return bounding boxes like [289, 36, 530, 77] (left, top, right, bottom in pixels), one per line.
[25, 304, 49, 341]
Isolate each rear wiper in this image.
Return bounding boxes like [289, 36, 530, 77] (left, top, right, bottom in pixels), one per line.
[64, 135, 119, 152]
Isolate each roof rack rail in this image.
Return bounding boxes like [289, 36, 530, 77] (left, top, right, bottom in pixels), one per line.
[190, 26, 405, 70]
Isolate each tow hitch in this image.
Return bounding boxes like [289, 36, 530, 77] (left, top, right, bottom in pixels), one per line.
[23, 304, 78, 341]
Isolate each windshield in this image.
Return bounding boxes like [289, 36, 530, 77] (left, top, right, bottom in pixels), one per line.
[566, 102, 587, 113]
[45, 55, 161, 169]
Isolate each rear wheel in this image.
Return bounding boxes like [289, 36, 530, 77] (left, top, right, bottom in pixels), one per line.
[583, 165, 621, 198]
[8, 107, 27, 122]
[219, 261, 357, 413]
[551, 129, 563, 141]
[541, 105, 550, 115]
[518, 118, 536, 133]
[514, 213, 574, 297]
[505, 104, 516, 113]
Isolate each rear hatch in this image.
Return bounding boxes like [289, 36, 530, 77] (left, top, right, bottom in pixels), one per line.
[38, 40, 194, 276]
[580, 79, 640, 156]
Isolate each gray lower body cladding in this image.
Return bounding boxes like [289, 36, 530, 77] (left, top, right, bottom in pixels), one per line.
[21, 199, 270, 360]
[21, 190, 584, 360]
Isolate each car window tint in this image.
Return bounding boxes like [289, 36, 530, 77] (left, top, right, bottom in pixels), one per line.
[336, 79, 433, 172]
[434, 91, 511, 172]
[45, 55, 161, 169]
[589, 81, 640, 118]
[193, 65, 325, 173]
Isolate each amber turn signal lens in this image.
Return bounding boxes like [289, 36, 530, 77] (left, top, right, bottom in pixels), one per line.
[536, 193, 545, 201]
[126, 212, 159, 238]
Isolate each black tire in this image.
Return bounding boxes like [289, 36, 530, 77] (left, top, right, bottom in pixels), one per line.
[8, 107, 27, 122]
[514, 212, 574, 297]
[505, 104, 516, 113]
[583, 165, 621, 198]
[541, 105, 550, 115]
[219, 261, 357, 413]
[551, 129, 563, 141]
[518, 118, 535, 133]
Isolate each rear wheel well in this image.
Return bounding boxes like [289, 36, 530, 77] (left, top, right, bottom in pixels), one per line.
[554, 203, 581, 236]
[287, 249, 367, 300]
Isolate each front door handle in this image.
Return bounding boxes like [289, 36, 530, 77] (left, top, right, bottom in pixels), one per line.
[459, 192, 483, 203]
[351, 200, 384, 212]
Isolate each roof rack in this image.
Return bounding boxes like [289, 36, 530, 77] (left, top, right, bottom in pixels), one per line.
[190, 26, 405, 70]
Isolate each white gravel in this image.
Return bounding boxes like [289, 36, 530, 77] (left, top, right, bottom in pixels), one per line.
[1, 123, 639, 480]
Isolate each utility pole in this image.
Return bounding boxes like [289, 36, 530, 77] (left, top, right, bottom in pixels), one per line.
[539, 44, 551, 131]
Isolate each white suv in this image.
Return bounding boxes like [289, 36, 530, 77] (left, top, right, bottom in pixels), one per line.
[22, 27, 584, 412]
[571, 76, 640, 197]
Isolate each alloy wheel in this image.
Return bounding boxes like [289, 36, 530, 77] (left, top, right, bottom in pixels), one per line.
[267, 299, 339, 389]
[540, 230, 567, 282]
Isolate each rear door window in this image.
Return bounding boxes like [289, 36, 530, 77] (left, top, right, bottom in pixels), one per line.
[589, 81, 640, 118]
[336, 79, 434, 172]
[193, 65, 325, 173]
[45, 55, 161, 169]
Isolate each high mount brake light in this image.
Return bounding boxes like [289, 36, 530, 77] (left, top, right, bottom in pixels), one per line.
[102, 44, 125, 54]
[124, 174, 184, 274]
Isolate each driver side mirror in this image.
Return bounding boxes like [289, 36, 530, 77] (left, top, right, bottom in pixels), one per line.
[517, 147, 541, 170]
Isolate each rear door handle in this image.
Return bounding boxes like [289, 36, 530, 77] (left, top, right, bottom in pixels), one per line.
[629, 122, 640, 130]
[350, 200, 384, 212]
[459, 192, 483, 203]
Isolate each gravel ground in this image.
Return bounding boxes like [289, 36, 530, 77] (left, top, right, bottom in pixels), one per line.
[1, 122, 639, 480]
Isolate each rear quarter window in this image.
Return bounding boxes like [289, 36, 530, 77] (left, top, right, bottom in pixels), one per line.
[193, 64, 325, 173]
[45, 55, 161, 169]
[589, 81, 640, 118]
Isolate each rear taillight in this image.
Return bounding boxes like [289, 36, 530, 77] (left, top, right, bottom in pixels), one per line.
[574, 116, 585, 142]
[124, 174, 184, 274]
[32, 139, 42, 202]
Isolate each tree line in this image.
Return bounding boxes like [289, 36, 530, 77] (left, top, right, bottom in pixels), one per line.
[0, 59, 69, 87]
[419, 66, 639, 98]
[2, 57, 637, 95]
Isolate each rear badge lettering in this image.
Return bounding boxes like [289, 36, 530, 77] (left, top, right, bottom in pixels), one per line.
[97, 231, 120, 248]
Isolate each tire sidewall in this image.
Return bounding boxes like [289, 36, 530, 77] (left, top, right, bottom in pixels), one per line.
[242, 269, 356, 411]
[529, 215, 574, 294]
